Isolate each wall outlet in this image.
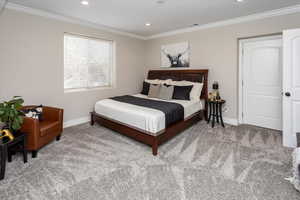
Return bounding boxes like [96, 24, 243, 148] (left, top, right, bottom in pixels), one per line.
[223, 106, 229, 113]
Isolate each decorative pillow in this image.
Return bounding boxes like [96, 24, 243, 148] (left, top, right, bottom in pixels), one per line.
[171, 80, 203, 101]
[22, 105, 43, 121]
[190, 82, 203, 100]
[158, 84, 174, 100]
[161, 79, 173, 85]
[172, 85, 193, 100]
[145, 79, 172, 85]
[141, 81, 150, 95]
[148, 84, 161, 98]
[145, 79, 162, 85]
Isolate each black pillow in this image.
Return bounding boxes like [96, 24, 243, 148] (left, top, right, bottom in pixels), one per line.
[22, 105, 43, 121]
[141, 81, 150, 95]
[172, 85, 193, 100]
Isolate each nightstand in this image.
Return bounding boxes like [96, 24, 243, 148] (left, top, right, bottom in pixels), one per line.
[207, 99, 226, 128]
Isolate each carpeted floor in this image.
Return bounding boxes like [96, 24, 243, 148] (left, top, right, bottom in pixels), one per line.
[0, 121, 299, 200]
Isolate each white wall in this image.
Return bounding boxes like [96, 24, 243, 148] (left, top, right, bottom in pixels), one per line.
[0, 9, 145, 125]
[2, 8, 300, 126]
[145, 12, 300, 122]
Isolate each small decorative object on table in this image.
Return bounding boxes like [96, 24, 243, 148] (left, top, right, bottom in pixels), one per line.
[0, 130, 14, 141]
[212, 81, 221, 100]
[207, 99, 226, 128]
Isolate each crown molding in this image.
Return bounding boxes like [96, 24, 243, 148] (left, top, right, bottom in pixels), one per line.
[5, 2, 147, 40]
[146, 4, 300, 40]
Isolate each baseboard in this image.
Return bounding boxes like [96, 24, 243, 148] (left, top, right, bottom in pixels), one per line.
[223, 117, 238, 126]
[63, 116, 90, 128]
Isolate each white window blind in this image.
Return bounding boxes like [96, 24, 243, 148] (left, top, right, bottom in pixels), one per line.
[64, 34, 114, 90]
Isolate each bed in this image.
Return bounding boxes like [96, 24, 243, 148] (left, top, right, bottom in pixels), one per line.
[91, 69, 208, 155]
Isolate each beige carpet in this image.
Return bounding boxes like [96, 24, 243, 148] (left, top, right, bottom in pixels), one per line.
[0, 121, 298, 200]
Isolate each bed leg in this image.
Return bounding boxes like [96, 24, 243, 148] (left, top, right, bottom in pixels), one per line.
[90, 112, 95, 126]
[204, 101, 209, 121]
[152, 139, 158, 156]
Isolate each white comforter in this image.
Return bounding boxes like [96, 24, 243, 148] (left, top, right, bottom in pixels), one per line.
[94, 94, 203, 135]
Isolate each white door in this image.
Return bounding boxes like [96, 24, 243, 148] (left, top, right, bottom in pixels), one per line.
[283, 29, 300, 148]
[240, 36, 283, 130]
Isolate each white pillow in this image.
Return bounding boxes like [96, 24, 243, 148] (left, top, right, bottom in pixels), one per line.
[170, 80, 192, 86]
[170, 80, 203, 101]
[161, 79, 173, 85]
[145, 79, 173, 85]
[190, 82, 204, 101]
[145, 79, 161, 84]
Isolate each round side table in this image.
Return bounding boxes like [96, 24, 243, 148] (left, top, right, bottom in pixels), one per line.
[207, 99, 226, 128]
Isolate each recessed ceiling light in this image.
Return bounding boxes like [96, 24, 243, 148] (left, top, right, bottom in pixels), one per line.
[81, 0, 89, 5]
[235, 0, 244, 2]
[156, 0, 165, 4]
[145, 23, 151, 27]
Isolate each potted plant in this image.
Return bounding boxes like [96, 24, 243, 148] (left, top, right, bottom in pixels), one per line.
[0, 96, 24, 133]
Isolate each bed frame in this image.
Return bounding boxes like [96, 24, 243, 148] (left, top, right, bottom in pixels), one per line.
[91, 69, 208, 155]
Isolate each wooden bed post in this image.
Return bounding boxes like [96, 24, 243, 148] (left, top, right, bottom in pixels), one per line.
[152, 138, 158, 156]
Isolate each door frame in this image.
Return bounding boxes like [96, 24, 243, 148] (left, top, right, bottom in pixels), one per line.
[238, 34, 283, 125]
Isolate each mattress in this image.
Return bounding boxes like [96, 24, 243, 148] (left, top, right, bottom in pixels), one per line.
[94, 94, 203, 136]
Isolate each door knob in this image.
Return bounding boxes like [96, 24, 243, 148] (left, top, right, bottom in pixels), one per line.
[285, 92, 291, 97]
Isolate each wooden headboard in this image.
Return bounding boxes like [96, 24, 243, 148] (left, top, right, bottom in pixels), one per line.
[147, 69, 209, 100]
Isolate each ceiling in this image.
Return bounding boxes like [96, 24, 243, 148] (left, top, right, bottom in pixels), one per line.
[7, 0, 300, 37]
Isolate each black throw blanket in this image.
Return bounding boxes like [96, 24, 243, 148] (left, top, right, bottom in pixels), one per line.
[110, 95, 184, 127]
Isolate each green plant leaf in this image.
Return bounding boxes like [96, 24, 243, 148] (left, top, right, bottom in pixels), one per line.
[12, 123, 19, 131]
[0, 96, 24, 131]
[18, 116, 24, 124]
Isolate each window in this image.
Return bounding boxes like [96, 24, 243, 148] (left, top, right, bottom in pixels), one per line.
[64, 34, 114, 91]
